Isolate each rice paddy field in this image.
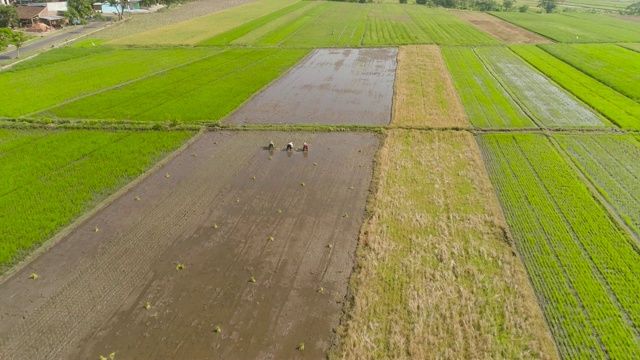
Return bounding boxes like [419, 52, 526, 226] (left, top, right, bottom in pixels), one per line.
[491, 12, 640, 43]
[2, 1, 640, 359]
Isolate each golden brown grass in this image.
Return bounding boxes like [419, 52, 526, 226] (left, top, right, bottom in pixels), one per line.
[333, 130, 558, 359]
[392, 46, 469, 128]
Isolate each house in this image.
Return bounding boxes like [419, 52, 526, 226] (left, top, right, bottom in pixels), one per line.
[17, 3, 67, 29]
[17, 5, 47, 27]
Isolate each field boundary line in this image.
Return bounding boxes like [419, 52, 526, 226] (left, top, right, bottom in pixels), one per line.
[486, 13, 557, 43]
[22, 50, 225, 119]
[0, 128, 203, 283]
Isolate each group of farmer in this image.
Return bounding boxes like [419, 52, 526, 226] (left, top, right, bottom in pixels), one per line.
[268, 141, 308, 152]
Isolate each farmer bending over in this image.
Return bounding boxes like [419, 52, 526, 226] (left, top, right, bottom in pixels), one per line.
[302, 143, 309, 152]
[286, 142, 294, 151]
[268, 140, 274, 150]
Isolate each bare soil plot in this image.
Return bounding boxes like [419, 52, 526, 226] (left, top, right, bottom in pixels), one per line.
[225, 48, 397, 126]
[334, 130, 558, 359]
[451, 10, 551, 44]
[0, 131, 379, 360]
[392, 45, 469, 127]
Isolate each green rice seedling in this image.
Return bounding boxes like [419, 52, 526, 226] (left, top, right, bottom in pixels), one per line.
[277, 209, 282, 214]
[144, 302, 151, 310]
[317, 287, 324, 293]
[165, 173, 170, 178]
[214, 325, 221, 333]
[298, 343, 305, 351]
[250, 276, 256, 283]
[29, 273, 38, 279]
[135, 196, 140, 201]
[268, 236, 274, 242]
[94, 227, 99, 232]
[301, 182, 305, 187]
[213, 224, 219, 229]
[176, 264, 185, 270]
[327, 244, 333, 249]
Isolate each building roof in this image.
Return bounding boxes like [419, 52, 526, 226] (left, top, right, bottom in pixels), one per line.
[17, 6, 46, 20]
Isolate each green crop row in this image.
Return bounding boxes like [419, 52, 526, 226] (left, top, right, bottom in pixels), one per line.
[0, 129, 192, 269]
[556, 135, 640, 239]
[441, 47, 535, 128]
[490, 12, 640, 43]
[196, 3, 498, 48]
[44, 49, 309, 122]
[475, 47, 608, 128]
[407, 8, 499, 46]
[539, 44, 640, 103]
[620, 43, 640, 53]
[478, 134, 640, 359]
[197, 1, 311, 46]
[361, 5, 433, 46]
[6, 46, 114, 72]
[511, 45, 640, 130]
[0, 48, 218, 118]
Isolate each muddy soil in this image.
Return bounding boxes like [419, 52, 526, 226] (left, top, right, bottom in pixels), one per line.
[451, 11, 552, 44]
[225, 48, 397, 126]
[0, 131, 379, 360]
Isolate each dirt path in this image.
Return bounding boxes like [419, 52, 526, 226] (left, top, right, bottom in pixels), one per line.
[451, 11, 551, 44]
[225, 48, 397, 126]
[0, 131, 379, 360]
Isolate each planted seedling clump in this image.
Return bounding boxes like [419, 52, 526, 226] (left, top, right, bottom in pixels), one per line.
[176, 264, 185, 270]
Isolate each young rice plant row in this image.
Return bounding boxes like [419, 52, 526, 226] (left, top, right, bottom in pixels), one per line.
[478, 134, 640, 359]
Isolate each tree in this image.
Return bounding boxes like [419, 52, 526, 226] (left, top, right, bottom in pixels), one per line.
[0, 4, 19, 28]
[416, 0, 428, 4]
[519, 4, 529, 11]
[538, 0, 561, 13]
[503, 0, 514, 11]
[65, 0, 94, 23]
[0, 27, 12, 50]
[10, 30, 28, 57]
[108, 0, 130, 20]
[625, 1, 640, 15]
[399, 0, 407, 4]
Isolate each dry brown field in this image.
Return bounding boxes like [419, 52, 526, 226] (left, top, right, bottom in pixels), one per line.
[225, 48, 398, 126]
[0, 131, 379, 360]
[392, 45, 469, 128]
[333, 130, 558, 359]
[451, 11, 552, 44]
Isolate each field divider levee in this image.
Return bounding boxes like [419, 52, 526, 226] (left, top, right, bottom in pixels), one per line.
[21, 50, 227, 119]
[0, 127, 204, 284]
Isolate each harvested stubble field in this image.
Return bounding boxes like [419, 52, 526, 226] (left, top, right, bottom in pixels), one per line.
[0, 131, 379, 359]
[539, 44, 640, 103]
[511, 45, 640, 130]
[490, 12, 640, 43]
[451, 10, 551, 44]
[226, 48, 397, 126]
[44, 48, 309, 122]
[334, 130, 557, 359]
[0, 48, 217, 117]
[0, 129, 193, 271]
[392, 45, 468, 128]
[94, 0, 258, 41]
[478, 134, 640, 359]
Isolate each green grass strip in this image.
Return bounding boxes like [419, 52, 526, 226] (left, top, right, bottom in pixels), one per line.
[197, 1, 310, 46]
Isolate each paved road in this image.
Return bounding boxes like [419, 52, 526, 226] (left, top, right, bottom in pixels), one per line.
[0, 21, 107, 61]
